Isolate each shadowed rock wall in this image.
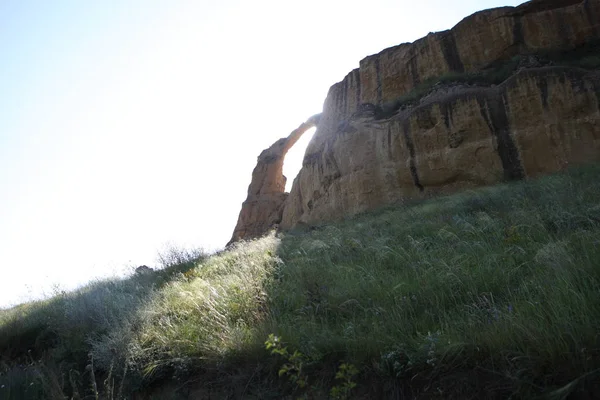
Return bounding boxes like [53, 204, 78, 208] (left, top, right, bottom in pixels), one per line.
[281, 67, 600, 229]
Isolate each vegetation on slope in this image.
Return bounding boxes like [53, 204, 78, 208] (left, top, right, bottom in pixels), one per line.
[1, 164, 600, 399]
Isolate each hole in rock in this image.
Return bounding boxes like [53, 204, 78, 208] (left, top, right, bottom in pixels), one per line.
[282, 126, 316, 192]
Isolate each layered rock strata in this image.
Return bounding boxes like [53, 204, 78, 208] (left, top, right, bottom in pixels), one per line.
[311, 0, 600, 154]
[281, 67, 600, 229]
[230, 0, 600, 242]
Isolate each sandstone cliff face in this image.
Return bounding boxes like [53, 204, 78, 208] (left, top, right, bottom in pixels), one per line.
[231, 0, 600, 243]
[281, 67, 600, 229]
[310, 0, 600, 155]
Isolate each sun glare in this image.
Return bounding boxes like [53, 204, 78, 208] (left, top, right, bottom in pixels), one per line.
[282, 126, 316, 192]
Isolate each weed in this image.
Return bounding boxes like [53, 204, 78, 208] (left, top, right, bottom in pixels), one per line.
[265, 334, 308, 389]
[330, 363, 359, 400]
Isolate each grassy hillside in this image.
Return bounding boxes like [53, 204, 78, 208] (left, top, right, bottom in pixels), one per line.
[1, 164, 600, 399]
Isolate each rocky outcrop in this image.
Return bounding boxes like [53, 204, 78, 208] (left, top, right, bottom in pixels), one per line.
[310, 0, 600, 155]
[230, 0, 600, 243]
[281, 67, 600, 229]
[229, 115, 320, 244]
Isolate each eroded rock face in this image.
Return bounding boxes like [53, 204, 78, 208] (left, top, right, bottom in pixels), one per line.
[230, 0, 600, 243]
[281, 67, 600, 229]
[310, 0, 600, 155]
[229, 116, 320, 244]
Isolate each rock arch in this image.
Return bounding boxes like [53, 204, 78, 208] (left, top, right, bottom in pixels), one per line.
[228, 114, 320, 244]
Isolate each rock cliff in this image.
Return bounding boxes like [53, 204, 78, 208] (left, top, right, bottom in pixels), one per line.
[230, 0, 600, 243]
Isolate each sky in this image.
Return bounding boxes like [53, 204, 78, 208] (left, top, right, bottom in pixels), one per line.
[0, 0, 524, 308]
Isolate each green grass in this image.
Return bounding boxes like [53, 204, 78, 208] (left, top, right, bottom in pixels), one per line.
[1, 164, 600, 399]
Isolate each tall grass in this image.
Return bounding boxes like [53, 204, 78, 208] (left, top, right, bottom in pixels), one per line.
[1, 164, 599, 399]
[0, 246, 206, 399]
[268, 164, 600, 398]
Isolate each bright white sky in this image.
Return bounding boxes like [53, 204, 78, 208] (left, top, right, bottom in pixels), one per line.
[0, 0, 523, 308]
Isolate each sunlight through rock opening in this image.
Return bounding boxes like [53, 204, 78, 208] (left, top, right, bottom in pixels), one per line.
[228, 115, 320, 244]
[282, 126, 316, 192]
